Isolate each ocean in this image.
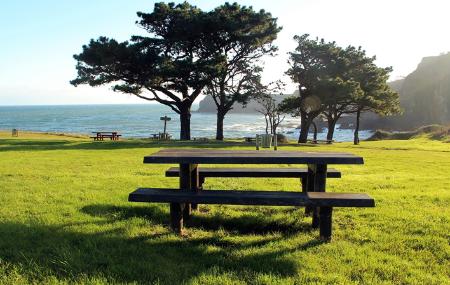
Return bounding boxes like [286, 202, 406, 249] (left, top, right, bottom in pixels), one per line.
[0, 104, 372, 141]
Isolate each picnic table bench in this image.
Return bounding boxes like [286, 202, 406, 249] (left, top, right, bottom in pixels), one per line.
[165, 167, 341, 192]
[129, 149, 375, 240]
[90, 132, 121, 141]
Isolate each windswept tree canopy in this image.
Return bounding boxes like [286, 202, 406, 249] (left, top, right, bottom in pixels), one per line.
[201, 2, 281, 139]
[70, 2, 224, 139]
[282, 34, 399, 142]
[282, 34, 361, 142]
[344, 46, 400, 116]
[285, 35, 363, 114]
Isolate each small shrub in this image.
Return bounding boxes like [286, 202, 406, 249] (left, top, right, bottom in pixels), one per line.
[276, 134, 289, 143]
[367, 125, 450, 141]
[366, 130, 392, 141]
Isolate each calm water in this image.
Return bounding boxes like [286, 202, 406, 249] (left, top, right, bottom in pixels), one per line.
[0, 104, 372, 141]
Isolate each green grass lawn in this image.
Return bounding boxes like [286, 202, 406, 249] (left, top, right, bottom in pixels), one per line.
[0, 132, 449, 284]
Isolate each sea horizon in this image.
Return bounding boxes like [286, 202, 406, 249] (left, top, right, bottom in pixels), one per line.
[0, 104, 372, 141]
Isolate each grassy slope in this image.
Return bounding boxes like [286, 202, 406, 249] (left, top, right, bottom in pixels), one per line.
[0, 132, 448, 284]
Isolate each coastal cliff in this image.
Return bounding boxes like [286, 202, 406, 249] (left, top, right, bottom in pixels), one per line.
[196, 93, 290, 113]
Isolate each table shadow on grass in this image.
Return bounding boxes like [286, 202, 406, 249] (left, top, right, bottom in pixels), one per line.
[81, 204, 315, 235]
[0, 219, 324, 284]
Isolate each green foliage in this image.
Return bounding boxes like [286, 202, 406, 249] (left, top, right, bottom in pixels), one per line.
[344, 46, 400, 116]
[0, 132, 449, 284]
[70, 2, 281, 141]
[201, 3, 281, 139]
[71, 2, 219, 106]
[71, 2, 226, 140]
[282, 34, 400, 142]
[283, 34, 364, 142]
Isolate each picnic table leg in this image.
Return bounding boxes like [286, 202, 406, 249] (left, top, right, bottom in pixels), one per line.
[179, 163, 199, 221]
[307, 164, 327, 228]
[319, 206, 333, 240]
[190, 165, 199, 211]
[304, 167, 315, 215]
[170, 163, 195, 233]
[170, 202, 184, 234]
[192, 175, 205, 211]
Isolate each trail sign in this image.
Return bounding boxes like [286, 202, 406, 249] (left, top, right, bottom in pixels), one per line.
[160, 115, 171, 134]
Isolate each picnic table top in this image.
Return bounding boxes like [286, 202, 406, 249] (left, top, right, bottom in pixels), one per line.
[144, 149, 363, 165]
[92, 131, 118, 134]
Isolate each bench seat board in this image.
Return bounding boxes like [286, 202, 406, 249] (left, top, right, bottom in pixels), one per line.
[129, 188, 374, 207]
[165, 167, 341, 178]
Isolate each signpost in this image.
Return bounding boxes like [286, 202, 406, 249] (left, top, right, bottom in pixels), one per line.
[160, 115, 171, 135]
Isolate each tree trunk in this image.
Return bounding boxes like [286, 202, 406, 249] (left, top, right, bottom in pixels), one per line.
[264, 115, 269, 134]
[179, 105, 191, 140]
[298, 115, 312, 143]
[326, 118, 337, 141]
[215, 110, 225, 140]
[269, 116, 274, 134]
[354, 109, 361, 145]
[311, 121, 318, 141]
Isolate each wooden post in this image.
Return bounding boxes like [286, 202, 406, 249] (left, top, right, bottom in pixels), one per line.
[256, 135, 260, 150]
[178, 163, 199, 223]
[304, 166, 315, 215]
[199, 176, 205, 189]
[190, 165, 199, 211]
[170, 202, 184, 234]
[319, 206, 333, 240]
[308, 164, 327, 228]
[170, 163, 199, 233]
[160, 115, 171, 137]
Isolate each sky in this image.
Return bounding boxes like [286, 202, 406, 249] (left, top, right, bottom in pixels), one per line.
[0, 0, 449, 105]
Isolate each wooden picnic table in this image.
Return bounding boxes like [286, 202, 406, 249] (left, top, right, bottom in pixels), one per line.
[138, 149, 366, 237]
[244, 136, 256, 143]
[91, 131, 121, 141]
[150, 133, 172, 140]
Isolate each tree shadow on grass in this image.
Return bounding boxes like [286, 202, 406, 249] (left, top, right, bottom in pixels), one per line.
[0, 218, 323, 284]
[81, 204, 314, 236]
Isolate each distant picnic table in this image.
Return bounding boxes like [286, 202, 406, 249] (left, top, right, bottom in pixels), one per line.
[90, 131, 121, 141]
[307, 139, 334, 144]
[150, 133, 172, 140]
[244, 136, 256, 143]
[129, 149, 375, 240]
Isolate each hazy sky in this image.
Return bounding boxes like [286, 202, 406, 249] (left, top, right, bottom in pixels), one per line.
[0, 0, 449, 105]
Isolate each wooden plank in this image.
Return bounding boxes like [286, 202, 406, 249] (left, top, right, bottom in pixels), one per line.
[170, 202, 184, 234]
[178, 164, 198, 219]
[129, 188, 375, 207]
[307, 192, 375, 207]
[165, 167, 342, 178]
[144, 149, 363, 165]
[304, 165, 315, 215]
[309, 164, 327, 228]
[319, 206, 333, 240]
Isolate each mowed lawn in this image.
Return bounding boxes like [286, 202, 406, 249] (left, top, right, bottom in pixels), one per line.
[0, 132, 449, 284]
